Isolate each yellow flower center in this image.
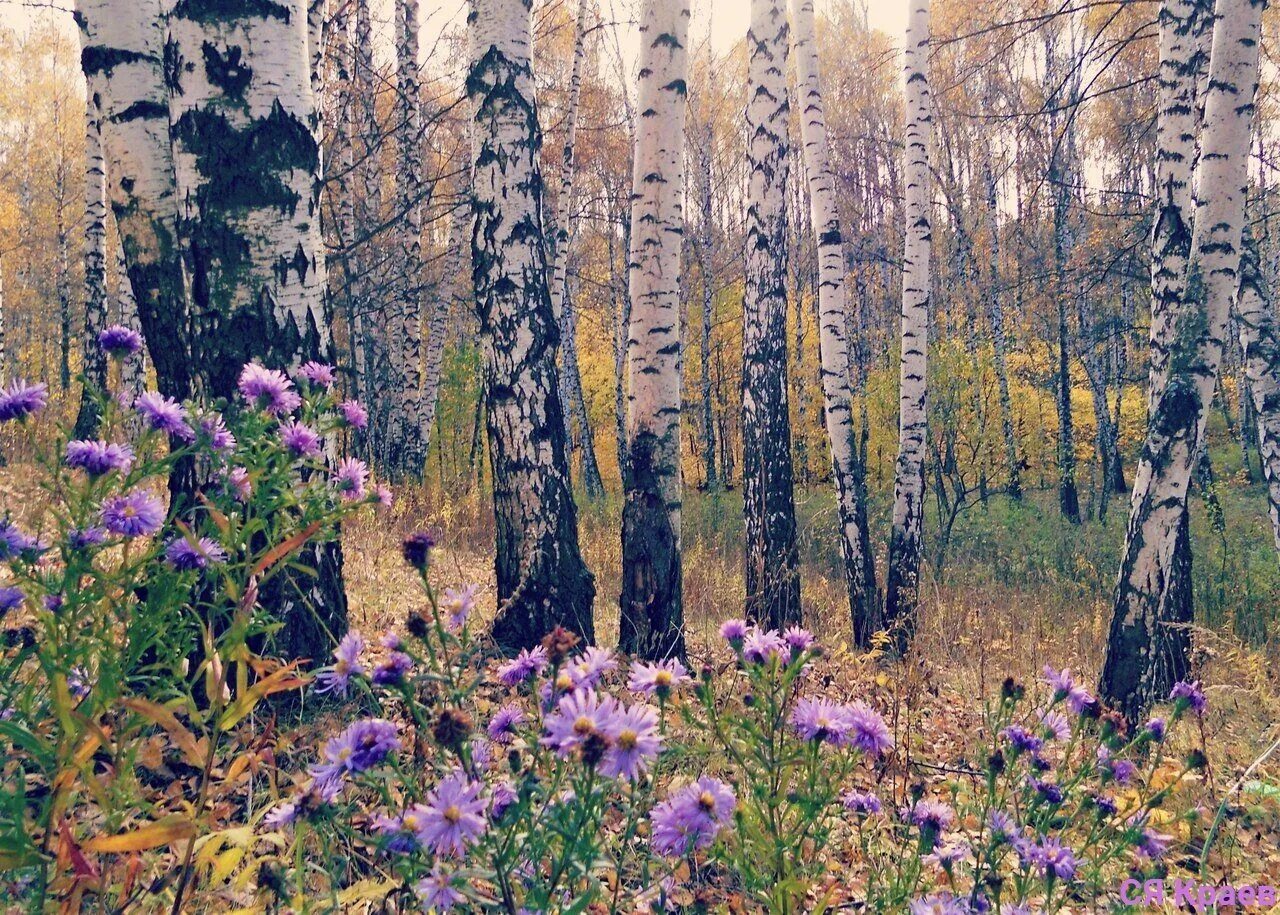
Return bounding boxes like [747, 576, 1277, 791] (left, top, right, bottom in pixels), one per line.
[443, 805, 462, 824]
[573, 716, 594, 736]
[556, 672, 573, 690]
[617, 729, 638, 750]
[655, 671, 672, 687]
[402, 814, 420, 831]
[337, 747, 352, 761]
[698, 791, 716, 812]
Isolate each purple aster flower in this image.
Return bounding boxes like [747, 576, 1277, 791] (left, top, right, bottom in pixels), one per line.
[909, 893, 970, 915]
[1091, 793, 1118, 816]
[567, 646, 617, 686]
[67, 667, 91, 701]
[65, 440, 134, 476]
[1033, 778, 1064, 804]
[165, 535, 228, 570]
[470, 736, 493, 768]
[923, 843, 969, 869]
[1134, 824, 1170, 862]
[371, 651, 413, 687]
[541, 688, 619, 757]
[791, 698, 856, 745]
[262, 799, 301, 830]
[600, 702, 662, 780]
[497, 645, 549, 687]
[1170, 680, 1207, 714]
[0, 380, 48, 422]
[279, 420, 322, 458]
[843, 791, 883, 815]
[1043, 665, 1074, 696]
[742, 628, 788, 664]
[418, 770, 488, 858]
[1000, 905, 1032, 915]
[332, 457, 368, 500]
[847, 701, 894, 755]
[196, 413, 236, 453]
[628, 659, 691, 698]
[1105, 758, 1136, 786]
[415, 866, 465, 911]
[719, 618, 749, 646]
[380, 630, 401, 650]
[649, 776, 736, 857]
[337, 399, 368, 430]
[440, 584, 478, 631]
[68, 526, 107, 550]
[98, 324, 143, 358]
[1001, 725, 1043, 754]
[238, 363, 301, 415]
[1145, 717, 1167, 742]
[313, 717, 399, 786]
[0, 587, 24, 617]
[1036, 836, 1077, 880]
[0, 519, 43, 559]
[295, 361, 336, 388]
[375, 484, 393, 506]
[487, 704, 526, 744]
[314, 631, 366, 695]
[372, 807, 423, 854]
[226, 467, 252, 502]
[911, 799, 955, 835]
[1039, 709, 1071, 742]
[987, 808, 1016, 842]
[100, 491, 165, 537]
[44, 594, 63, 613]
[782, 626, 815, 657]
[489, 779, 518, 819]
[134, 392, 194, 440]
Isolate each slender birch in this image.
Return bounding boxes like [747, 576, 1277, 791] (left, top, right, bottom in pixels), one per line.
[420, 203, 470, 456]
[469, 0, 596, 649]
[1236, 229, 1280, 554]
[742, 0, 800, 627]
[791, 0, 879, 642]
[620, 0, 691, 659]
[884, 0, 933, 644]
[980, 146, 1020, 499]
[115, 244, 149, 403]
[74, 72, 110, 438]
[1100, 0, 1264, 720]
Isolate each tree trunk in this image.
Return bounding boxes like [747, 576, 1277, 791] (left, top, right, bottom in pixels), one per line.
[56, 128, 73, 397]
[1236, 229, 1280, 555]
[561, 270, 605, 497]
[884, 0, 933, 647]
[421, 203, 469, 457]
[694, 130, 718, 490]
[619, 0, 690, 660]
[742, 0, 801, 629]
[469, 0, 596, 650]
[352, 0, 382, 435]
[791, 0, 879, 644]
[981, 147, 1020, 499]
[76, 0, 191, 408]
[1100, 0, 1262, 721]
[166, 0, 347, 662]
[115, 244, 149, 404]
[75, 70, 110, 438]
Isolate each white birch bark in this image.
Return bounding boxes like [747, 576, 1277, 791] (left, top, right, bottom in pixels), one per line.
[620, 0, 690, 658]
[1235, 230, 1280, 554]
[742, 0, 800, 627]
[115, 243, 149, 403]
[791, 0, 878, 642]
[75, 73, 110, 436]
[76, 0, 191, 400]
[352, 0, 382, 408]
[469, 0, 596, 649]
[884, 0, 933, 641]
[1100, 0, 1263, 720]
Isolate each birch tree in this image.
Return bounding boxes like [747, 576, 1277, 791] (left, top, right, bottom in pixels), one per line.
[884, 0, 933, 644]
[619, 0, 690, 659]
[73, 69, 109, 437]
[166, 0, 346, 660]
[791, 0, 879, 642]
[1235, 229, 1280, 554]
[469, 0, 596, 649]
[1100, 0, 1263, 719]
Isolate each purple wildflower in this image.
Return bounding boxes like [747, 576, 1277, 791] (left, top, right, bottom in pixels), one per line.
[1134, 825, 1170, 862]
[279, 420, 322, 458]
[843, 791, 883, 815]
[372, 808, 423, 854]
[419, 770, 488, 858]
[987, 809, 1016, 842]
[98, 324, 143, 358]
[238, 364, 301, 415]
[1033, 778, 1064, 804]
[165, 535, 228, 570]
[909, 893, 970, 915]
[487, 704, 526, 744]
[332, 457, 368, 500]
[337, 399, 368, 430]
[314, 631, 366, 695]
[198, 413, 236, 453]
[782, 626, 815, 657]
[719, 618, 749, 646]
[742, 628, 788, 664]
[311, 718, 399, 797]
[649, 776, 736, 857]
[100, 490, 165, 537]
[497, 645, 549, 687]
[791, 698, 856, 745]
[380, 631, 401, 650]
[542, 688, 619, 757]
[374, 484, 393, 506]
[489, 779, 518, 819]
[0, 587, 24, 617]
[134, 392, 194, 440]
[1037, 836, 1077, 880]
[1105, 758, 1136, 786]
[67, 667, 91, 701]
[1001, 725, 1043, 754]
[911, 799, 955, 835]
[263, 799, 301, 830]
[0, 380, 48, 422]
[567, 646, 617, 686]
[295, 361, 336, 388]
[415, 866, 465, 911]
[1145, 717, 1167, 742]
[847, 701, 894, 755]
[68, 527, 107, 550]
[1170, 680, 1207, 714]
[628, 659, 691, 698]
[1040, 709, 1071, 742]
[440, 584, 478, 631]
[600, 702, 662, 780]
[65, 440, 134, 476]
[371, 651, 413, 687]
[923, 843, 969, 869]
[1091, 794, 1118, 816]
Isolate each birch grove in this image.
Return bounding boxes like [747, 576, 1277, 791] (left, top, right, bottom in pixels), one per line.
[884, 0, 933, 643]
[1235, 231, 1280, 553]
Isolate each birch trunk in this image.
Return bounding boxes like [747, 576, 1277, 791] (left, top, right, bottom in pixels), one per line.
[694, 131, 717, 490]
[420, 203, 470, 456]
[561, 269, 605, 496]
[469, 0, 596, 650]
[1100, 0, 1263, 720]
[388, 0, 428, 478]
[884, 0, 933, 644]
[791, 0, 879, 642]
[76, 0, 191, 404]
[352, 0, 382, 414]
[619, 0, 690, 659]
[115, 244, 149, 403]
[74, 74, 110, 438]
[981, 147, 1020, 498]
[167, 0, 347, 661]
[742, 0, 801, 628]
[1236, 230, 1280, 554]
